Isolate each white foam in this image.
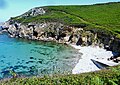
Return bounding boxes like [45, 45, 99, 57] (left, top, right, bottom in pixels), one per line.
[70, 44, 119, 74]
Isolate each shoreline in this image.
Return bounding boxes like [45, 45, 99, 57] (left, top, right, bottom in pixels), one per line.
[70, 44, 120, 74]
[0, 32, 120, 75]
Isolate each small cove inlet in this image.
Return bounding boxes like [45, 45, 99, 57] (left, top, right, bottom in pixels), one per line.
[0, 34, 81, 79]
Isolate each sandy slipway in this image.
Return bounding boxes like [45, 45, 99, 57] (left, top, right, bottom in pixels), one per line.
[70, 45, 120, 74]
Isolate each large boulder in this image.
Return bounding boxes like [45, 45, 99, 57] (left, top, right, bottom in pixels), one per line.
[18, 25, 33, 39]
[19, 8, 45, 18]
[29, 8, 45, 16]
[8, 25, 17, 37]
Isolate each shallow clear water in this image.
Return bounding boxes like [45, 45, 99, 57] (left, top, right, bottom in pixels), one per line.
[0, 34, 81, 79]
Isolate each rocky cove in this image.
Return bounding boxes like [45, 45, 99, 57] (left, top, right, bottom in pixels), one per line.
[0, 6, 120, 78]
[1, 7, 120, 54]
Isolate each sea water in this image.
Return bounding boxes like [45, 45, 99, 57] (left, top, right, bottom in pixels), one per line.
[0, 34, 81, 79]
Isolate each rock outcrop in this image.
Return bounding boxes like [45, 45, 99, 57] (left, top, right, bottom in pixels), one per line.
[10, 7, 46, 22]
[20, 7, 45, 18]
[2, 20, 120, 53]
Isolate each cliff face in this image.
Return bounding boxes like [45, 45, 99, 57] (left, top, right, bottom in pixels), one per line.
[1, 3, 120, 53]
[2, 20, 120, 53]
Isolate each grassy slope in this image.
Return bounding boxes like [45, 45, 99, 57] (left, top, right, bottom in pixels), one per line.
[46, 2, 120, 31]
[1, 65, 120, 85]
[13, 2, 120, 37]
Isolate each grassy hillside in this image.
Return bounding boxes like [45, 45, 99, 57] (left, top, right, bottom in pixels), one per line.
[1, 65, 120, 85]
[12, 2, 120, 37]
[46, 2, 120, 32]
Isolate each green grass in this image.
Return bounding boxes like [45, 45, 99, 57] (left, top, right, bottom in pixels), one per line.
[12, 2, 120, 38]
[19, 11, 83, 25]
[1, 65, 120, 85]
[45, 2, 120, 33]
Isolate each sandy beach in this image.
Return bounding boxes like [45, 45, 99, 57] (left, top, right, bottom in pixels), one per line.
[70, 44, 119, 74]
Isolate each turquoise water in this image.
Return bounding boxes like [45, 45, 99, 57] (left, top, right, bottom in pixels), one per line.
[0, 34, 81, 79]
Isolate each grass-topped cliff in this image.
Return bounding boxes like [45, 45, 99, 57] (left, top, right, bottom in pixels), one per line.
[12, 2, 120, 38]
[3, 2, 120, 84]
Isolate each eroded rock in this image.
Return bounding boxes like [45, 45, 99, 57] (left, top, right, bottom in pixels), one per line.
[3, 21, 120, 53]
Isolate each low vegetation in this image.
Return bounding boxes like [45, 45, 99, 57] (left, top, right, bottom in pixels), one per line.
[1, 65, 120, 85]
